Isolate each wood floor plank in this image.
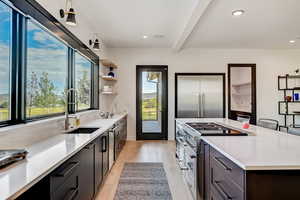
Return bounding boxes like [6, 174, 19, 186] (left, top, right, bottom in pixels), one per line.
[95, 141, 193, 200]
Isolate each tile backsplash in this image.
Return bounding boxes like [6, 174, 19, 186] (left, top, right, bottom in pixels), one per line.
[0, 110, 100, 149]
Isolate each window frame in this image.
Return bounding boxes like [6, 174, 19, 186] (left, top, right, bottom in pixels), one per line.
[74, 51, 94, 112]
[0, 0, 99, 126]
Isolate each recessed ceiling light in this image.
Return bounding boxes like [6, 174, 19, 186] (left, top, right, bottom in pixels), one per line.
[232, 10, 245, 16]
[289, 40, 296, 44]
[143, 35, 148, 39]
[153, 34, 165, 39]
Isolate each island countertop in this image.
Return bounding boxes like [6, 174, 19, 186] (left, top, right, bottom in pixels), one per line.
[176, 118, 300, 171]
[0, 113, 127, 200]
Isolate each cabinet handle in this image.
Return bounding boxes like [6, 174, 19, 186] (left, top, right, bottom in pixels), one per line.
[214, 157, 232, 171]
[55, 162, 79, 177]
[84, 143, 95, 150]
[102, 136, 107, 152]
[214, 181, 232, 200]
[63, 187, 79, 200]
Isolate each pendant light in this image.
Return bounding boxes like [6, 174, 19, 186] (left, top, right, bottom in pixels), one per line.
[60, 0, 77, 26]
[89, 35, 101, 51]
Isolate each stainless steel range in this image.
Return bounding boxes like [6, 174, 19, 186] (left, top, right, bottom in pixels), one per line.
[0, 149, 28, 168]
[186, 122, 248, 136]
[176, 121, 248, 200]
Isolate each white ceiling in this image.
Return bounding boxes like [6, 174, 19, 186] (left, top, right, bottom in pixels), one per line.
[184, 0, 300, 49]
[75, 0, 300, 49]
[75, 0, 196, 48]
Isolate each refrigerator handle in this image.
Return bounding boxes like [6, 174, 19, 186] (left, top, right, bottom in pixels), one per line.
[198, 93, 201, 118]
[202, 94, 205, 117]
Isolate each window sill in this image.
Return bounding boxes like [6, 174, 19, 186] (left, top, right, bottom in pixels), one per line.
[0, 109, 99, 136]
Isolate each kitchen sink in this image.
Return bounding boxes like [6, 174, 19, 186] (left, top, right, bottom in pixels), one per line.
[68, 127, 100, 134]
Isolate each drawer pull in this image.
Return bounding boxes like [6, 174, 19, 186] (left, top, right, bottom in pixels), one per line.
[214, 157, 232, 171]
[214, 181, 233, 200]
[55, 162, 79, 177]
[63, 188, 78, 200]
[84, 143, 95, 150]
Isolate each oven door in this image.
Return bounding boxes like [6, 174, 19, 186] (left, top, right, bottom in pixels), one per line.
[184, 144, 197, 200]
[176, 137, 188, 170]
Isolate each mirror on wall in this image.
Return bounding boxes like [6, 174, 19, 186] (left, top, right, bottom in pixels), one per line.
[228, 64, 257, 124]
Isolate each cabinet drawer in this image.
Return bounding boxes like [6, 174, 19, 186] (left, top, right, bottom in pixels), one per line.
[210, 148, 244, 188]
[51, 173, 79, 200]
[211, 161, 244, 200]
[50, 156, 80, 193]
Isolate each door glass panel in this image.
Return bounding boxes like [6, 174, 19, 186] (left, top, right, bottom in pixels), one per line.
[141, 71, 162, 133]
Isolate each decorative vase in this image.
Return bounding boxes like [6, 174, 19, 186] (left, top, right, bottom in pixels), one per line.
[108, 67, 115, 77]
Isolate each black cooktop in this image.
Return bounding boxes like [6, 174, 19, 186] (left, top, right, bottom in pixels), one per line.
[186, 122, 248, 136]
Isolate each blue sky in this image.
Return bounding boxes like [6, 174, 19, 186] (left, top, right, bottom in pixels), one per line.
[0, 1, 91, 96]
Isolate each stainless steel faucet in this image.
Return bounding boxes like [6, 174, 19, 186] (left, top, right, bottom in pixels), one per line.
[65, 88, 78, 130]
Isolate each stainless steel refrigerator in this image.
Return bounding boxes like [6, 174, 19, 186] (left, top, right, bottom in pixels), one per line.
[175, 74, 225, 118]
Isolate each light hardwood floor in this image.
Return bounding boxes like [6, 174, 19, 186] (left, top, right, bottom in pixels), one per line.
[95, 140, 193, 200]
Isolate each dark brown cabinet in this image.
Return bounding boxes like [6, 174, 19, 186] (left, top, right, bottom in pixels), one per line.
[78, 142, 95, 200]
[203, 142, 300, 200]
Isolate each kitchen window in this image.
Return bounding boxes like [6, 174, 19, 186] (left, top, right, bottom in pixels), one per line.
[75, 52, 92, 111]
[26, 20, 68, 118]
[0, 1, 12, 122]
[0, 0, 99, 126]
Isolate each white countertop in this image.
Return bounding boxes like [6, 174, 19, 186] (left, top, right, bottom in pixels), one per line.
[176, 118, 300, 171]
[0, 113, 127, 200]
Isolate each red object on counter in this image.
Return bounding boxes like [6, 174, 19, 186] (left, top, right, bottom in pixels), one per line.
[242, 122, 250, 129]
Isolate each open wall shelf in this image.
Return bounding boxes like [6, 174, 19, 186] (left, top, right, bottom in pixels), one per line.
[101, 76, 117, 81]
[100, 59, 118, 68]
[278, 75, 300, 129]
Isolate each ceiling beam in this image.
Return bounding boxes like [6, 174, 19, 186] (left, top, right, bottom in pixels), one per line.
[173, 0, 214, 51]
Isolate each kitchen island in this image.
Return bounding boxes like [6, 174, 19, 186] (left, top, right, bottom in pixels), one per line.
[176, 118, 300, 200]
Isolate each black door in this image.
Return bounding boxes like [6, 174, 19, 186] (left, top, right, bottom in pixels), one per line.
[136, 65, 168, 140]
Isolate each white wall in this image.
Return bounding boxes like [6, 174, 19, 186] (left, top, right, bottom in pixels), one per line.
[106, 48, 300, 140]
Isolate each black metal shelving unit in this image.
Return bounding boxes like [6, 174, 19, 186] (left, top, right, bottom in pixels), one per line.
[278, 75, 300, 130]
